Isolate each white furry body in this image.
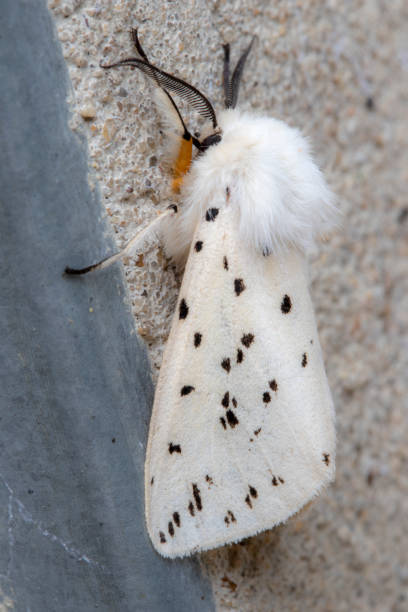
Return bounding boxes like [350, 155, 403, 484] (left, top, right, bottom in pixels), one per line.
[163, 109, 336, 264]
[145, 110, 336, 557]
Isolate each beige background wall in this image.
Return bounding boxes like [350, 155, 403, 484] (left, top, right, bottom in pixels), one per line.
[49, 1, 408, 609]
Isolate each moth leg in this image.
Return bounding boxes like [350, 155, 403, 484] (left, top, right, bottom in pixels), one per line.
[65, 204, 178, 275]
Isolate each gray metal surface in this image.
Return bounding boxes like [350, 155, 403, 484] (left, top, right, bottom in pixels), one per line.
[0, 1, 214, 610]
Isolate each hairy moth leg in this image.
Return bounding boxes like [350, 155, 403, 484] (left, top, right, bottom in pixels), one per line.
[65, 205, 178, 275]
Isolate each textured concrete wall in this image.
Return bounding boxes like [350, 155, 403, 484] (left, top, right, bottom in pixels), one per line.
[9, 0, 408, 609]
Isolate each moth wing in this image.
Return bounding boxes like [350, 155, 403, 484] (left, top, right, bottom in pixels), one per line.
[145, 203, 335, 558]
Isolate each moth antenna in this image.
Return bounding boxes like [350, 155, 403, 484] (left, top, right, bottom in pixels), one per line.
[117, 30, 203, 151]
[100, 57, 217, 128]
[107, 30, 188, 135]
[143, 32, 202, 148]
[102, 31, 202, 191]
[102, 33, 203, 148]
[228, 36, 256, 109]
[160, 90, 200, 147]
[130, 27, 149, 61]
[65, 205, 178, 276]
[222, 43, 233, 109]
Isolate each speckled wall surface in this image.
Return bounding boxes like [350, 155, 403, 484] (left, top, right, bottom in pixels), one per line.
[46, 0, 408, 609]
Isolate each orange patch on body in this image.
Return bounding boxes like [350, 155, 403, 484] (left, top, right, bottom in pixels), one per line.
[172, 136, 193, 192]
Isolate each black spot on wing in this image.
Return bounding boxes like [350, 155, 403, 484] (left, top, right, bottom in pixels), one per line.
[226, 410, 239, 428]
[168, 443, 181, 454]
[223, 256, 229, 270]
[205, 207, 219, 221]
[220, 416, 227, 430]
[205, 475, 214, 487]
[150, 477, 154, 485]
[173, 512, 181, 527]
[241, 333, 254, 348]
[180, 385, 195, 396]
[249, 485, 258, 498]
[188, 501, 195, 516]
[271, 476, 285, 486]
[221, 391, 230, 408]
[262, 246, 271, 256]
[194, 332, 202, 347]
[179, 298, 189, 319]
[232, 397, 237, 408]
[159, 531, 166, 543]
[281, 294, 292, 313]
[168, 522, 175, 537]
[236, 348, 244, 363]
[234, 278, 246, 296]
[323, 453, 330, 466]
[221, 358, 231, 373]
[254, 427, 261, 436]
[192, 484, 202, 511]
[302, 352, 308, 367]
[263, 392, 271, 404]
[224, 510, 236, 526]
[245, 495, 252, 508]
[194, 240, 203, 252]
[269, 379, 278, 392]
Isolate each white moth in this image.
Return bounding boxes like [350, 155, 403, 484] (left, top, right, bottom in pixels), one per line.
[66, 30, 337, 558]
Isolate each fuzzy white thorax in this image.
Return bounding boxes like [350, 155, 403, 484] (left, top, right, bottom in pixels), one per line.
[162, 109, 337, 265]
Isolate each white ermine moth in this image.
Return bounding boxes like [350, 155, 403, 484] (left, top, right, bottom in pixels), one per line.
[66, 29, 337, 558]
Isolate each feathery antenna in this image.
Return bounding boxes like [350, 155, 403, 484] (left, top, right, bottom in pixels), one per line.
[223, 37, 255, 109]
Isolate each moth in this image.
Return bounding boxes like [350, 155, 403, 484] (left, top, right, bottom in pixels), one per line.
[66, 30, 337, 558]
